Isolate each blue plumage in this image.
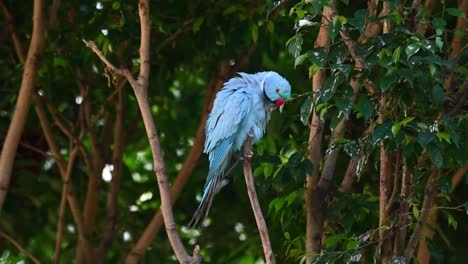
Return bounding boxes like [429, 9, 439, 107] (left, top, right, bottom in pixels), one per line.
[189, 71, 291, 226]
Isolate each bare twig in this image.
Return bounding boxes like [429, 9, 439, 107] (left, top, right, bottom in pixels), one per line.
[0, 228, 41, 264]
[242, 138, 275, 264]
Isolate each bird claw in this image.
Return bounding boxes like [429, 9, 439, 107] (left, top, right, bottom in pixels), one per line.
[248, 131, 254, 138]
[242, 151, 254, 159]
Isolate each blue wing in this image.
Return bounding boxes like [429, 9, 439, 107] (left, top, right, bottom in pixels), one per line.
[189, 79, 252, 226]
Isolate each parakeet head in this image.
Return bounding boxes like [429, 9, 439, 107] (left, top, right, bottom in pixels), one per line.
[263, 72, 291, 108]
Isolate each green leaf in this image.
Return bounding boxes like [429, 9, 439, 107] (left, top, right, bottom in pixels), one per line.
[405, 43, 420, 58]
[356, 96, 373, 121]
[348, 9, 368, 33]
[413, 205, 420, 220]
[266, 20, 274, 33]
[333, 64, 352, 79]
[435, 37, 443, 50]
[432, 84, 445, 104]
[426, 143, 443, 168]
[193, 17, 204, 32]
[329, 17, 341, 42]
[464, 202, 468, 215]
[417, 131, 435, 147]
[325, 234, 345, 248]
[446, 8, 467, 19]
[429, 63, 437, 76]
[112, 2, 121, 10]
[392, 47, 402, 64]
[286, 34, 303, 57]
[436, 132, 451, 143]
[309, 64, 321, 78]
[300, 96, 313, 125]
[380, 72, 398, 92]
[263, 163, 274, 178]
[391, 123, 401, 137]
[251, 24, 259, 43]
[446, 211, 458, 229]
[295, 53, 309, 68]
[401, 117, 415, 125]
[373, 121, 393, 144]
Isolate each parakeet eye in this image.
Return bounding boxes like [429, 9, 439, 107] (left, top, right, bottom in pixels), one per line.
[275, 88, 280, 93]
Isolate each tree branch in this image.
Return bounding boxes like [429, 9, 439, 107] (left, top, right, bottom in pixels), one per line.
[242, 138, 275, 264]
[0, 228, 41, 264]
[0, 0, 46, 210]
[305, 6, 332, 263]
[54, 146, 78, 264]
[85, 1, 200, 263]
[404, 166, 438, 261]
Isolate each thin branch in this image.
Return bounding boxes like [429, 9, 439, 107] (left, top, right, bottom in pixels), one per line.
[242, 139, 275, 264]
[0, 1, 26, 63]
[0, 228, 41, 264]
[82, 40, 139, 89]
[54, 146, 78, 264]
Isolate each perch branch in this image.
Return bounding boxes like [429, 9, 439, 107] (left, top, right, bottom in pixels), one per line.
[242, 138, 275, 264]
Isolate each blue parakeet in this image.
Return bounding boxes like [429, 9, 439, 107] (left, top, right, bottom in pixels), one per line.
[189, 71, 291, 226]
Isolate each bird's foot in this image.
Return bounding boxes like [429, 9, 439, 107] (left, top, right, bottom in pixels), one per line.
[242, 151, 254, 159]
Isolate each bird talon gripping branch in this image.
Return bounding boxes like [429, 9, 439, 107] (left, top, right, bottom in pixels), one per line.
[189, 71, 291, 226]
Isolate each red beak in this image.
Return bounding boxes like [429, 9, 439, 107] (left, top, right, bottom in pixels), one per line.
[275, 98, 285, 108]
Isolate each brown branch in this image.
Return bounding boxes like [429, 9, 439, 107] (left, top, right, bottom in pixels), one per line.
[85, 1, 200, 263]
[305, 6, 332, 264]
[385, 148, 401, 215]
[242, 139, 275, 264]
[0, 1, 26, 63]
[0, 0, 46, 209]
[54, 146, 78, 264]
[394, 164, 413, 256]
[0, 228, 41, 264]
[404, 166, 438, 261]
[338, 158, 358, 193]
[48, 0, 61, 26]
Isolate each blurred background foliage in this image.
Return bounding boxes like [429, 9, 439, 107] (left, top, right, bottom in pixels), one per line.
[0, 0, 466, 263]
